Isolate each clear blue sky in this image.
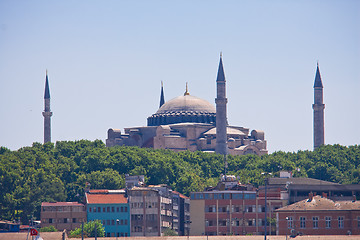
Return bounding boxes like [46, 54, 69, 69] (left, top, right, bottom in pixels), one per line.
[0, 0, 359, 153]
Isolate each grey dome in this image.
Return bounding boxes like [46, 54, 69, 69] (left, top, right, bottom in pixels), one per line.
[147, 94, 216, 126]
[156, 95, 215, 114]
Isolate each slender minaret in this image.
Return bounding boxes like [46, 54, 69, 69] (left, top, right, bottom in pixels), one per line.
[159, 81, 165, 108]
[42, 70, 53, 143]
[313, 63, 325, 150]
[215, 53, 228, 155]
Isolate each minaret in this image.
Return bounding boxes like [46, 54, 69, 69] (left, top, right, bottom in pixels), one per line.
[313, 63, 325, 150]
[159, 81, 165, 108]
[42, 70, 53, 143]
[215, 53, 228, 155]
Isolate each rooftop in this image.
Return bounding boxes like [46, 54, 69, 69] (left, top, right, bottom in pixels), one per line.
[276, 195, 360, 212]
[41, 202, 84, 207]
[86, 191, 128, 204]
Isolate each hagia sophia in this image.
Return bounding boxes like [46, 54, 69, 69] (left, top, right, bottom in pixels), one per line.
[105, 55, 268, 156]
[42, 55, 324, 156]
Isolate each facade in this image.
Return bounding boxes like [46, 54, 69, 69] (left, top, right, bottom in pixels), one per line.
[85, 190, 130, 237]
[171, 191, 191, 236]
[313, 63, 325, 149]
[40, 202, 86, 231]
[267, 173, 360, 204]
[276, 195, 360, 236]
[106, 56, 268, 156]
[190, 175, 287, 236]
[0, 220, 20, 233]
[42, 70, 52, 143]
[127, 185, 173, 237]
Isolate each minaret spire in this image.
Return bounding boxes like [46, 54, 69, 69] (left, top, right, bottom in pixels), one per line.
[184, 82, 190, 96]
[313, 63, 325, 149]
[159, 81, 165, 108]
[42, 70, 53, 143]
[215, 53, 228, 155]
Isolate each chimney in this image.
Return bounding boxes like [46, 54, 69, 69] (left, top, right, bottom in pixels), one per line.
[308, 192, 314, 202]
[322, 192, 327, 198]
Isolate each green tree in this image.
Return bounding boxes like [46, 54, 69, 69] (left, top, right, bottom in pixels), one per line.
[68, 220, 105, 238]
[39, 225, 58, 232]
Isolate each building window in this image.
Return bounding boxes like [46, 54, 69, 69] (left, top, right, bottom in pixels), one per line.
[89, 207, 92, 212]
[338, 216, 344, 228]
[112, 207, 115, 212]
[287, 217, 293, 229]
[49, 219, 53, 223]
[232, 193, 243, 199]
[63, 218, 68, 223]
[125, 219, 128, 225]
[117, 207, 119, 212]
[357, 216, 360, 228]
[73, 218, 76, 223]
[107, 207, 110, 212]
[300, 217, 306, 229]
[103, 207, 106, 212]
[112, 220, 115, 225]
[325, 216, 331, 229]
[93, 207, 97, 212]
[124, 207, 128, 212]
[107, 220, 110, 225]
[218, 220, 227, 226]
[206, 205, 216, 213]
[312, 216, 318, 229]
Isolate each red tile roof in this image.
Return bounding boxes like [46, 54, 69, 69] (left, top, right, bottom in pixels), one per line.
[41, 202, 84, 207]
[172, 190, 190, 199]
[86, 192, 128, 204]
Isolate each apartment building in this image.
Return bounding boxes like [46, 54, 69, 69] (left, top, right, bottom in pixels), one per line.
[40, 202, 86, 231]
[276, 194, 360, 236]
[85, 189, 130, 237]
[128, 185, 173, 236]
[190, 175, 287, 236]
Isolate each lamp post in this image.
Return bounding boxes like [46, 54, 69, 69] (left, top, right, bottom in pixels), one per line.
[116, 219, 119, 240]
[261, 172, 272, 240]
[264, 177, 268, 240]
[81, 220, 84, 240]
[94, 221, 97, 240]
[285, 217, 289, 240]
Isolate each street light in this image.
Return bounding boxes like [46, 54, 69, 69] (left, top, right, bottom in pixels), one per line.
[116, 219, 119, 240]
[285, 217, 289, 240]
[261, 172, 272, 240]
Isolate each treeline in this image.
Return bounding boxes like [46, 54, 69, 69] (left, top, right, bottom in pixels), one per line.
[0, 140, 359, 224]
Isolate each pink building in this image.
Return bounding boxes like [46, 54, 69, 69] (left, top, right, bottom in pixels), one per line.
[276, 194, 360, 236]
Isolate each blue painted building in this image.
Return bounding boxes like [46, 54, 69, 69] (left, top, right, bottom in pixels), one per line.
[86, 190, 130, 237]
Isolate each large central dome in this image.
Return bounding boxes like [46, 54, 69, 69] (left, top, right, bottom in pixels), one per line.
[147, 94, 216, 126]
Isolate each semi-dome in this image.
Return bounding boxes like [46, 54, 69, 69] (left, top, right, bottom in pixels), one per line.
[147, 94, 216, 126]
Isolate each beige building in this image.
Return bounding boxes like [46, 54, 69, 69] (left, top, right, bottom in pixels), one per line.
[128, 185, 173, 236]
[106, 57, 268, 156]
[40, 202, 86, 231]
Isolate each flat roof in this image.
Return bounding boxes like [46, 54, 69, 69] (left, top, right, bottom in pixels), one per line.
[41, 202, 84, 207]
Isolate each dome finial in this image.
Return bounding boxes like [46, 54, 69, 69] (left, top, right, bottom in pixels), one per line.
[184, 82, 190, 96]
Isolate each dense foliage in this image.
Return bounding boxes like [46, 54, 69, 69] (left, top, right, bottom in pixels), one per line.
[0, 140, 359, 224]
[39, 225, 58, 232]
[68, 220, 104, 238]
